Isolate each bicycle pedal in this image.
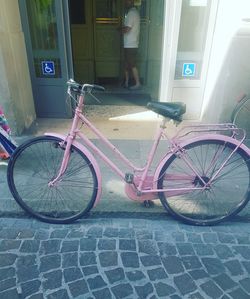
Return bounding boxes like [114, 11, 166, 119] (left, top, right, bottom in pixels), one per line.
[125, 173, 134, 184]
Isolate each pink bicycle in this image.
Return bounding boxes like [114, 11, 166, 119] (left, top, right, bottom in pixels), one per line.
[7, 79, 250, 225]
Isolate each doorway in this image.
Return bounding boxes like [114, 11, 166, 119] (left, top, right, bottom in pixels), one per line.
[68, 0, 163, 94]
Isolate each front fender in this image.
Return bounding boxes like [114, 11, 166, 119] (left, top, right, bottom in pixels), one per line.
[45, 132, 102, 207]
[153, 134, 250, 189]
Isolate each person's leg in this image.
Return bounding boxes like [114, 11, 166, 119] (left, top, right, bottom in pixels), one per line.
[123, 49, 129, 88]
[128, 49, 141, 90]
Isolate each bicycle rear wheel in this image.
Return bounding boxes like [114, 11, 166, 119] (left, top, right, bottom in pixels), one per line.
[7, 136, 98, 224]
[231, 96, 250, 139]
[157, 139, 250, 225]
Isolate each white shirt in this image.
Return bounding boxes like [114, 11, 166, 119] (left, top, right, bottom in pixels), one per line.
[123, 7, 140, 48]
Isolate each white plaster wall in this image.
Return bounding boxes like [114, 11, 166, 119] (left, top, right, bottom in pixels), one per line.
[201, 0, 250, 123]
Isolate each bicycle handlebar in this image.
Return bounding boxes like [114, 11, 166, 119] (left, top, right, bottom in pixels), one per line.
[67, 79, 105, 93]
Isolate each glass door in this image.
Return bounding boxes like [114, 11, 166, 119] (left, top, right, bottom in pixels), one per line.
[19, 0, 72, 117]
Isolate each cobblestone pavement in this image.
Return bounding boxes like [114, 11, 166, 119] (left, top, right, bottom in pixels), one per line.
[1, 216, 250, 299]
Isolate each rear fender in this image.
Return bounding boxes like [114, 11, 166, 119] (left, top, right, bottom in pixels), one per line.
[45, 133, 102, 206]
[153, 134, 250, 189]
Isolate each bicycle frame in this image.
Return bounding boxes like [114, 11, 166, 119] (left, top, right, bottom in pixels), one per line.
[46, 90, 250, 204]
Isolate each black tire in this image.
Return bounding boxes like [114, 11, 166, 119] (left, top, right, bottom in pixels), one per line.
[157, 139, 250, 225]
[7, 136, 98, 224]
[231, 96, 250, 139]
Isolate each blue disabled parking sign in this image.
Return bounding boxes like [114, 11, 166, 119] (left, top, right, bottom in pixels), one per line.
[42, 61, 55, 76]
[182, 63, 196, 77]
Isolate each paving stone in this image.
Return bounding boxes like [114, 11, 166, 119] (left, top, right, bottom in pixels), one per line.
[136, 229, 153, 239]
[174, 273, 197, 295]
[233, 245, 250, 259]
[17, 265, 39, 283]
[121, 252, 139, 268]
[188, 269, 209, 280]
[193, 244, 214, 256]
[201, 257, 225, 275]
[0, 253, 17, 267]
[188, 292, 205, 299]
[17, 255, 36, 267]
[67, 229, 85, 238]
[0, 288, 19, 299]
[105, 268, 125, 284]
[126, 270, 146, 281]
[87, 275, 107, 290]
[28, 293, 44, 299]
[40, 239, 61, 254]
[239, 277, 250, 293]
[186, 233, 203, 243]
[40, 254, 61, 272]
[172, 232, 185, 242]
[20, 240, 40, 253]
[200, 280, 223, 298]
[34, 230, 50, 240]
[0, 240, 21, 251]
[0, 229, 19, 239]
[82, 265, 99, 276]
[119, 239, 136, 251]
[214, 244, 234, 259]
[202, 232, 218, 243]
[118, 228, 135, 238]
[162, 256, 184, 274]
[63, 267, 83, 283]
[157, 242, 177, 256]
[0, 268, 15, 281]
[43, 270, 62, 290]
[214, 273, 238, 291]
[61, 240, 79, 252]
[242, 261, 250, 274]
[147, 267, 168, 281]
[140, 255, 161, 267]
[69, 279, 89, 297]
[20, 279, 41, 298]
[0, 277, 16, 292]
[224, 259, 244, 276]
[217, 233, 236, 244]
[228, 288, 250, 299]
[50, 229, 69, 238]
[181, 256, 202, 270]
[99, 251, 118, 267]
[62, 252, 78, 268]
[17, 229, 35, 239]
[80, 252, 97, 266]
[176, 243, 195, 255]
[135, 282, 154, 298]
[87, 226, 103, 238]
[80, 238, 97, 251]
[111, 283, 133, 299]
[235, 234, 250, 244]
[154, 282, 175, 297]
[98, 239, 116, 250]
[103, 227, 119, 238]
[47, 289, 69, 299]
[93, 288, 112, 299]
[138, 240, 158, 255]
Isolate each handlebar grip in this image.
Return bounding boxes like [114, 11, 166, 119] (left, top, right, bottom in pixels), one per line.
[92, 84, 105, 92]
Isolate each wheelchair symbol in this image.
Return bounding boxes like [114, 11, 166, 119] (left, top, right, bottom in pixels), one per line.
[42, 61, 55, 75]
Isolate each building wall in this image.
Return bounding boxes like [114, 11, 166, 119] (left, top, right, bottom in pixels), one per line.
[201, 0, 250, 123]
[0, 0, 35, 135]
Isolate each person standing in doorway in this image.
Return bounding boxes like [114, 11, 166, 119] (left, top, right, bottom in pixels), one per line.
[122, 0, 141, 90]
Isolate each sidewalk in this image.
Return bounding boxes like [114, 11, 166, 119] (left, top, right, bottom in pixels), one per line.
[1, 216, 250, 298]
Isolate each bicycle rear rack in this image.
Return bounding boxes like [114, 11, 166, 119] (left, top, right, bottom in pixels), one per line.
[172, 123, 246, 145]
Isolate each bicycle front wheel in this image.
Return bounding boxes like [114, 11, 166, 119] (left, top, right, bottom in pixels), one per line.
[7, 136, 98, 224]
[157, 139, 250, 225]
